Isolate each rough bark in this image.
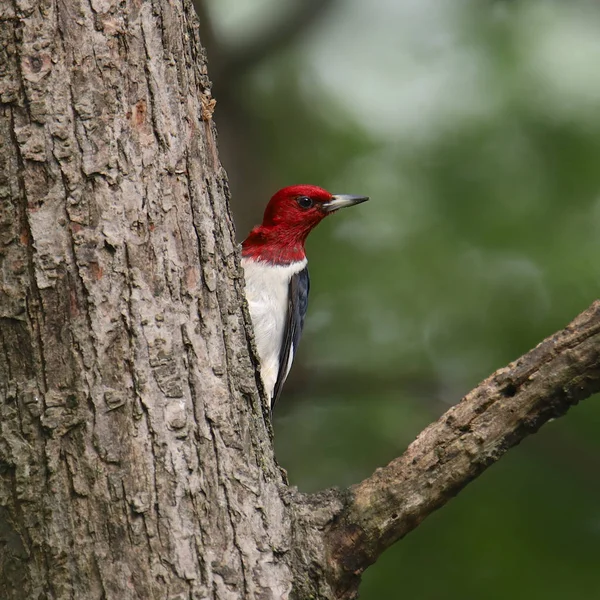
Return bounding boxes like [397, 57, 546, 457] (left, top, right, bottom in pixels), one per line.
[0, 0, 293, 598]
[1, 1, 599, 600]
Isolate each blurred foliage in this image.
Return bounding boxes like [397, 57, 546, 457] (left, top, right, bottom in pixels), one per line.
[207, 0, 600, 598]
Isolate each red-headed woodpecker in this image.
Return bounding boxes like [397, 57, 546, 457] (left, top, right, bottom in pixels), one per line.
[241, 184, 369, 410]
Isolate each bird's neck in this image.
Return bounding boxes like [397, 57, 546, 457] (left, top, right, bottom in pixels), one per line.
[241, 225, 308, 264]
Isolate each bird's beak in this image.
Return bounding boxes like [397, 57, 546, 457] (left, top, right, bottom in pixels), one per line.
[322, 194, 370, 213]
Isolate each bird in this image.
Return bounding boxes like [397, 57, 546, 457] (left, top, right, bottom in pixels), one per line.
[241, 184, 369, 411]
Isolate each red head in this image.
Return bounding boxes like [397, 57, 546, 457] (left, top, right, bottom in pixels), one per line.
[241, 185, 369, 264]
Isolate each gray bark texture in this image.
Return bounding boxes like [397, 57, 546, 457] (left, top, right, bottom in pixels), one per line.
[1, 1, 599, 599]
[0, 0, 297, 597]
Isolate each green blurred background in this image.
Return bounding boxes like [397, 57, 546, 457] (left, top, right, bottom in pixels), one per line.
[201, 1, 600, 597]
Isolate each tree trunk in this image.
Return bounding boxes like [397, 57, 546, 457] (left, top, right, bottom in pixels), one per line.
[2, 1, 600, 600]
[0, 0, 301, 597]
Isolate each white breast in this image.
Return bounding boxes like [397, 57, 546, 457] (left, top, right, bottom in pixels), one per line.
[242, 257, 307, 404]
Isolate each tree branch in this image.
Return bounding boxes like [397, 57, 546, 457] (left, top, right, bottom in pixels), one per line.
[325, 301, 600, 599]
[218, 0, 337, 82]
[197, 0, 338, 99]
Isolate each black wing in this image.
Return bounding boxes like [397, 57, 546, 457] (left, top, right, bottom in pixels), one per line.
[271, 267, 310, 410]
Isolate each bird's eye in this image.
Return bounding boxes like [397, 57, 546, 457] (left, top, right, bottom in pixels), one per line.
[296, 196, 314, 209]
